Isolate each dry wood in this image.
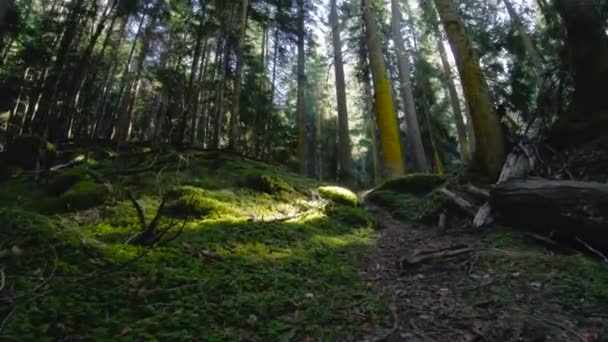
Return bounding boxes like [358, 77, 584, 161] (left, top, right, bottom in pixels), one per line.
[439, 188, 477, 216]
[400, 245, 473, 268]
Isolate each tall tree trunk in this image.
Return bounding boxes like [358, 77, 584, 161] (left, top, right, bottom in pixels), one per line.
[391, 0, 429, 172]
[363, 0, 406, 179]
[429, 9, 470, 162]
[330, 0, 353, 182]
[296, 0, 307, 174]
[502, 0, 544, 73]
[554, 0, 608, 120]
[363, 76, 381, 185]
[433, 0, 506, 181]
[228, 0, 249, 152]
[115, 1, 160, 144]
[420, 0, 473, 163]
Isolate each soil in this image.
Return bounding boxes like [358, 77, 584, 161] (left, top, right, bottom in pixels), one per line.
[362, 202, 608, 342]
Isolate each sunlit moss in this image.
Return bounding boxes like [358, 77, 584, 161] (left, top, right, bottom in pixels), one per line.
[318, 186, 359, 207]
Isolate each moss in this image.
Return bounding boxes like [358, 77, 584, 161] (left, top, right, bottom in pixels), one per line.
[368, 189, 447, 223]
[6, 135, 57, 170]
[327, 206, 373, 230]
[376, 173, 445, 196]
[60, 181, 108, 211]
[47, 167, 91, 195]
[245, 174, 295, 194]
[165, 186, 233, 218]
[318, 186, 359, 207]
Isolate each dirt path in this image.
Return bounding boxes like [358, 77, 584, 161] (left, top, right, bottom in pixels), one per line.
[362, 202, 606, 342]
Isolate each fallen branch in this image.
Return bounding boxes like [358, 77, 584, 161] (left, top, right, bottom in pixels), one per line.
[576, 237, 608, 263]
[400, 245, 473, 268]
[508, 307, 585, 341]
[439, 188, 477, 216]
[463, 183, 490, 199]
[0, 268, 5, 292]
[49, 155, 86, 172]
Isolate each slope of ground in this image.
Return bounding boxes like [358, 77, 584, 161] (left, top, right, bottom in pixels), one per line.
[0, 149, 391, 341]
[364, 179, 608, 342]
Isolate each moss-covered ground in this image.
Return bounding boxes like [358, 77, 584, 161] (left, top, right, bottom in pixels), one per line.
[0, 150, 390, 340]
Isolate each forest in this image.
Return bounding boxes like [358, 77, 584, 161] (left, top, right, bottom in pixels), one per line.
[1, 0, 608, 340]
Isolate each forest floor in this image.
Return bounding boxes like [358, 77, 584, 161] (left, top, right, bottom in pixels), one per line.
[363, 196, 608, 342]
[0, 147, 607, 341]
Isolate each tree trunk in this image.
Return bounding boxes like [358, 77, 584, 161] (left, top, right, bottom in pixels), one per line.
[363, 0, 405, 179]
[491, 178, 608, 251]
[330, 0, 353, 182]
[364, 76, 381, 185]
[432, 0, 506, 181]
[430, 10, 470, 162]
[296, 0, 307, 174]
[390, 0, 429, 173]
[554, 0, 608, 123]
[502, 0, 544, 73]
[228, 0, 249, 152]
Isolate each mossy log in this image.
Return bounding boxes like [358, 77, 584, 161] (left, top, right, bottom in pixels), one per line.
[490, 178, 608, 251]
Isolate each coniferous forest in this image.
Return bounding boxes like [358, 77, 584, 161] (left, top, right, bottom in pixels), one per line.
[1, 0, 608, 340]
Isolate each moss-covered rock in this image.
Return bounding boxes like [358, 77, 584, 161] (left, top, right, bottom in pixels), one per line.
[60, 181, 108, 211]
[165, 186, 232, 218]
[328, 205, 373, 230]
[318, 186, 359, 207]
[376, 173, 445, 196]
[245, 174, 294, 194]
[6, 135, 57, 170]
[47, 167, 91, 195]
[368, 189, 447, 223]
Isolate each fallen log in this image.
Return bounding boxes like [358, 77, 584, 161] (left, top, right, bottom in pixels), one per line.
[439, 188, 478, 216]
[490, 178, 608, 251]
[400, 245, 473, 268]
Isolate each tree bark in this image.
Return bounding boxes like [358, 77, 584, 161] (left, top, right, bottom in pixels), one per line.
[390, 0, 429, 173]
[228, 0, 249, 152]
[554, 0, 608, 120]
[363, 0, 406, 179]
[296, 0, 307, 174]
[432, 0, 506, 181]
[330, 0, 353, 182]
[429, 10, 470, 162]
[491, 178, 608, 251]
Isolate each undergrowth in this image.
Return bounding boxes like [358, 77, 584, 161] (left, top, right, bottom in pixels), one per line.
[0, 150, 389, 340]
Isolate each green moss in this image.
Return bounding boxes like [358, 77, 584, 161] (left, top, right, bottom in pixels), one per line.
[368, 189, 447, 223]
[165, 186, 233, 218]
[318, 186, 359, 207]
[47, 167, 91, 195]
[245, 174, 295, 194]
[6, 135, 57, 169]
[376, 173, 445, 196]
[327, 206, 373, 230]
[60, 181, 108, 211]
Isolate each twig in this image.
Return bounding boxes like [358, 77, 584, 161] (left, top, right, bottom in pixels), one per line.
[14, 247, 58, 300]
[0, 269, 4, 292]
[0, 306, 15, 334]
[508, 307, 585, 341]
[576, 237, 608, 263]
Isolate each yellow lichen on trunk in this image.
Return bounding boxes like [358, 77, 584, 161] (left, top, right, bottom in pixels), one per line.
[433, 0, 506, 180]
[363, 0, 405, 179]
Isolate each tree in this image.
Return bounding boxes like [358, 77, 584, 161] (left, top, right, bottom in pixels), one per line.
[433, 0, 506, 180]
[296, 0, 307, 174]
[329, 0, 352, 181]
[362, 0, 405, 179]
[228, 0, 249, 152]
[554, 0, 608, 127]
[424, 1, 470, 162]
[390, 0, 429, 172]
